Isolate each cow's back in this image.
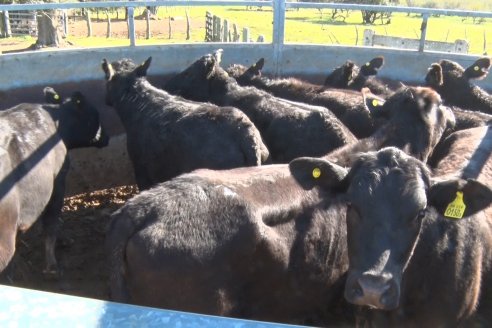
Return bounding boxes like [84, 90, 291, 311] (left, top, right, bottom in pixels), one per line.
[0, 105, 66, 230]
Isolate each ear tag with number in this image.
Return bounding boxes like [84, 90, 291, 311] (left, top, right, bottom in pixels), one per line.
[372, 99, 379, 107]
[312, 168, 321, 179]
[444, 191, 466, 219]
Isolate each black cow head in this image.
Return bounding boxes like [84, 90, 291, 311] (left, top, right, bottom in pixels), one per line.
[364, 86, 455, 162]
[101, 57, 152, 106]
[226, 57, 264, 85]
[360, 56, 385, 77]
[324, 57, 384, 89]
[324, 60, 358, 88]
[424, 57, 491, 102]
[164, 49, 228, 102]
[289, 147, 492, 311]
[54, 90, 109, 149]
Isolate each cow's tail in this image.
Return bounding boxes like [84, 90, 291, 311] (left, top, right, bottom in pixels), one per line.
[105, 208, 137, 303]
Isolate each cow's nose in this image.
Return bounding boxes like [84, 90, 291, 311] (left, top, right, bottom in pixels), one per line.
[345, 273, 400, 310]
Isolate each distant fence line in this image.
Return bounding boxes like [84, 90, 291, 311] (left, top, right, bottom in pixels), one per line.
[1, 1, 492, 52]
[205, 11, 264, 43]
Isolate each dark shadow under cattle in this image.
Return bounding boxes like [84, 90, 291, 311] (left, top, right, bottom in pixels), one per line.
[0, 88, 108, 276]
[101, 57, 270, 190]
[225, 56, 386, 139]
[163, 50, 357, 162]
[425, 57, 492, 114]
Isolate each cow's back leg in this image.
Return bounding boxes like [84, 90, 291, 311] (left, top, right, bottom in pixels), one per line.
[0, 192, 19, 274]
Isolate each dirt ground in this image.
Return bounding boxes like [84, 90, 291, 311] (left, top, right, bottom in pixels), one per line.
[1, 12, 204, 53]
[1, 185, 138, 301]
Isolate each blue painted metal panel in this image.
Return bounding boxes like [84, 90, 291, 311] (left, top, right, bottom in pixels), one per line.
[0, 285, 306, 328]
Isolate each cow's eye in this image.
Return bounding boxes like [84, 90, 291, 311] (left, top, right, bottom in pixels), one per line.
[417, 208, 427, 220]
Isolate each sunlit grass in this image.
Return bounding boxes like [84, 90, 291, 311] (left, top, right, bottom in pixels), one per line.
[1, 5, 491, 55]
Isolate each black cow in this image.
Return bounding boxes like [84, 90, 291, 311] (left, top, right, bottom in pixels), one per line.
[0, 88, 108, 275]
[225, 56, 384, 138]
[425, 57, 492, 114]
[326, 86, 455, 165]
[164, 51, 357, 162]
[323, 56, 395, 98]
[106, 160, 352, 326]
[106, 146, 491, 326]
[101, 57, 270, 190]
[291, 147, 492, 327]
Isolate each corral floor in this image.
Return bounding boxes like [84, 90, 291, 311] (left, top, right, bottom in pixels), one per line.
[2, 186, 137, 301]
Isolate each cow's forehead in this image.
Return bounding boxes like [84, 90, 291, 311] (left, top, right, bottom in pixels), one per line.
[346, 149, 429, 207]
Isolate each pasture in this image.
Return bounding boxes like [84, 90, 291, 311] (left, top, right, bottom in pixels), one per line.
[1, 5, 492, 54]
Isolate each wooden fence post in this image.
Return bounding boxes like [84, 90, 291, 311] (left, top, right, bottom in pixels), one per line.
[146, 8, 151, 39]
[106, 10, 111, 38]
[85, 9, 92, 37]
[205, 11, 213, 41]
[62, 10, 68, 37]
[185, 9, 190, 40]
[242, 27, 249, 42]
[223, 19, 229, 42]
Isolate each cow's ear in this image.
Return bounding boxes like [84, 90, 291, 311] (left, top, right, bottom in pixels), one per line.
[135, 57, 152, 77]
[362, 87, 386, 115]
[102, 59, 114, 81]
[213, 49, 223, 64]
[361, 56, 384, 76]
[252, 58, 265, 73]
[427, 178, 492, 219]
[243, 58, 264, 77]
[43, 86, 62, 104]
[464, 57, 491, 80]
[343, 61, 356, 82]
[425, 63, 443, 87]
[289, 157, 348, 191]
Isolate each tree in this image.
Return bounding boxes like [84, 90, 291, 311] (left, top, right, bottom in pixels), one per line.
[34, 9, 61, 48]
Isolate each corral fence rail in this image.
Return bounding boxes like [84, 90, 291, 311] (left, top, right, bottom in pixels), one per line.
[2, 1, 492, 48]
[1, 1, 492, 78]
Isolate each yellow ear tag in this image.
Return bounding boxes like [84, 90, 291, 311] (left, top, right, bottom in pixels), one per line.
[444, 191, 466, 219]
[372, 99, 379, 107]
[312, 167, 321, 179]
[474, 65, 480, 71]
[365, 62, 370, 66]
[54, 94, 60, 100]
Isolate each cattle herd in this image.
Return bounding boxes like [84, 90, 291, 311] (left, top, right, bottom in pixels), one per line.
[1, 49, 492, 327]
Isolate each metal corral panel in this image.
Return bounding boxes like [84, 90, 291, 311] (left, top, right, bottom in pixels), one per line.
[0, 284, 306, 328]
[1, 44, 491, 91]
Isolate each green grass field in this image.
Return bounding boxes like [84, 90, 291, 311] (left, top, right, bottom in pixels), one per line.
[1, 4, 491, 55]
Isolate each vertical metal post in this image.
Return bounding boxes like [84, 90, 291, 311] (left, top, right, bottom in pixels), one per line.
[128, 6, 135, 46]
[4, 11, 11, 38]
[273, 0, 286, 77]
[418, 13, 429, 52]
